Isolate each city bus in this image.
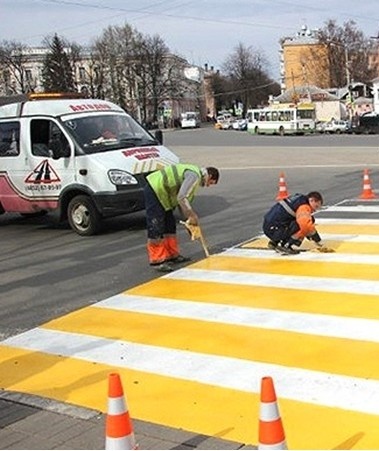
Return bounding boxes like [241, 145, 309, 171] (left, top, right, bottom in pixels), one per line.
[246, 104, 316, 135]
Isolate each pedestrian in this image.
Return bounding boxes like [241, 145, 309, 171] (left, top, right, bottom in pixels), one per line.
[144, 164, 220, 272]
[262, 191, 323, 255]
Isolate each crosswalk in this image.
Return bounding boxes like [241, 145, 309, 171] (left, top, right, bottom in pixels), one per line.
[1, 200, 379, 449]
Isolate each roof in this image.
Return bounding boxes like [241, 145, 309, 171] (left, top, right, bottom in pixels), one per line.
[354, 96, 373, 105]
[274, 85, 339, 103]
[0, 94, 28, 106]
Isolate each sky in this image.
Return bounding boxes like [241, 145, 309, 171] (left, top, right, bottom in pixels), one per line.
[2, 0, 379, 81]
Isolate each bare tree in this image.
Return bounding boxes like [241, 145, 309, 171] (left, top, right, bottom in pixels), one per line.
[0, 40, 33, 94]
[94, 25, 193, 125]
[94, 24, 141, 110]
[222, 43, 280, 114]
[137, 34, 188, 124]
[317, 20, 376, 87]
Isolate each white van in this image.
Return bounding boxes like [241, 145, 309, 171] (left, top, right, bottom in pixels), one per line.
[0, 93, 179, 235]
[180, 112, 200, 129]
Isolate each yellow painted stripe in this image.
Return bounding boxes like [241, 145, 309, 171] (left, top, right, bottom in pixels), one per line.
[317, 224, 379, 235]
[127, 278, 379, 320]
[188, 255, 379, 281]
[43, 307, 379, 379]
[1, 345, 379, 449]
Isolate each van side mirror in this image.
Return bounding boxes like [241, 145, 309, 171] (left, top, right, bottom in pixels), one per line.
[154, 129, 163, 145]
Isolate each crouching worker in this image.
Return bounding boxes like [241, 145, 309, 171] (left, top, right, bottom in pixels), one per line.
[263, 191, 323, 255]
[143, 164, 220, 272]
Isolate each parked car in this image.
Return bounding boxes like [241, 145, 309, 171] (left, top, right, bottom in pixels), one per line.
[215, 114, 234, 130]
[232, 118, 248, 131]
[315, 121, 326, 133]
[323, 119, 350, 134]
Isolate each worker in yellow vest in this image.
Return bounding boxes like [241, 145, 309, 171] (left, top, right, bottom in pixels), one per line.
[144, 163, 220, 272]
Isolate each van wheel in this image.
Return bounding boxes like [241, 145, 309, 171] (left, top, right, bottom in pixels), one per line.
[68, 195, 102, 236]
[254, 126, 259, 134]
[279, 126, 284, 136]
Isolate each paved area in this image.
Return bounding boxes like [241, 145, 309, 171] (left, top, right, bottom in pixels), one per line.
[3, 199, 379, 449]
[0, 390, 255, 450]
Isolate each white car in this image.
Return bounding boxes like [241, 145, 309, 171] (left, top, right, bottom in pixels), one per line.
[215, 114, 234, 130]
[232, 118, 248, 131]
[323, 120, 350, 134]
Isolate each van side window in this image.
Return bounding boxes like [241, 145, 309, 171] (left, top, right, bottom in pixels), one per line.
[0, 122, 20, 156]
[49, 122, 71, 158]
[31, 119, 70, 158]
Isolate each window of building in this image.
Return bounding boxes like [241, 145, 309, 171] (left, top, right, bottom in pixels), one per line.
[78, 67, 86, 81]
[25, 69, 33, 82]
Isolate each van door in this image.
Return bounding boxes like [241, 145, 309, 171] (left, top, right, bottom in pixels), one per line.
[0, 120, 24, 212]
[24, 118, 75, 211]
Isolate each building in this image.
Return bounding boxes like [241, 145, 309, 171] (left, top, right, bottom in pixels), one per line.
[0, 46, 208, 126]
[280, 25, 330, 92]
[273, 85, 344, 122]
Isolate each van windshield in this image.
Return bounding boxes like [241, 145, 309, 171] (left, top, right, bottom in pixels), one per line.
[62, 113, 158, 154]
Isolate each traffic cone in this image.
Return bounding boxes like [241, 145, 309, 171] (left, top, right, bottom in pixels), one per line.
[359, 168, 377, 199]
[258, 376, 287, 450]
[105, 373, 138, 450]
[276, 172, 289, 200]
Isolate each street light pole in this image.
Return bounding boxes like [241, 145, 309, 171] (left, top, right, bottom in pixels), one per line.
[344, 47, 351, 87]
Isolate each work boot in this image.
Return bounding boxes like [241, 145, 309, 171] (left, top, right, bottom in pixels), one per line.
[170, 255, 191, 263]
[276, 243, 300, 255]
[154, 262, 174, 272]
[267, 240, 278, 250]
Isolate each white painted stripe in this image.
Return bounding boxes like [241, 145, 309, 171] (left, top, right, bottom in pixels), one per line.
[105, 435, 136, 450]
[260, 402, 280, 421]
[166, 268, 379, 296]
[97, 294, 379, 343]
[222, 247, 379, 265]
[258, 440, 287, 450]
[4, 328, 379, 415]
[324, 205, 379, 213]
[315, 218, 379, 225]
[320, 233, 379, 243]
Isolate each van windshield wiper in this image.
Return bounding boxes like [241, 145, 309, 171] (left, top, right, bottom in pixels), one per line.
[119, 137, 159, 147]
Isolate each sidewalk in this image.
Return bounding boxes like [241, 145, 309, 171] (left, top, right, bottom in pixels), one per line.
[0, 390, 255, 450]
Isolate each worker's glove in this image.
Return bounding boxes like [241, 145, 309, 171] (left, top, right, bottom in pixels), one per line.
[315, 241, 335, 253]
[180, 220, 201, 241]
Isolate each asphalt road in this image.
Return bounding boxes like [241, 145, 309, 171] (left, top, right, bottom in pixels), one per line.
[1, 128, 378, 339]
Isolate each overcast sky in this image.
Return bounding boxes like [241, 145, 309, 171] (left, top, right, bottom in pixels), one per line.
[2, 0, 379, 80]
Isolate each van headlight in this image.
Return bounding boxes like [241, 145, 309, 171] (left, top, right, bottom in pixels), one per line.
[108, 170, 138, 185]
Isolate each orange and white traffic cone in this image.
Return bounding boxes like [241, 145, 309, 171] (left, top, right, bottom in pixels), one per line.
[276, 172, 289, 200]
[258, 376, 287, 450]
[359, 168, 377, 199]
[105, 373, 138, 450]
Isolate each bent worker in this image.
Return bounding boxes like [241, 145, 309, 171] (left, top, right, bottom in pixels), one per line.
[263, 191, 323, 255]
[143, 164, 220, 272]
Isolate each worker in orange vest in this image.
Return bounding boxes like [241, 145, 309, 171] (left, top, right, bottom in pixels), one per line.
[263, 191, 323, 255]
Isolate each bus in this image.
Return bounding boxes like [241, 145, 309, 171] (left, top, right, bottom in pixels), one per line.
[180, 111, 201, 129]
[246, 104, 316, 135]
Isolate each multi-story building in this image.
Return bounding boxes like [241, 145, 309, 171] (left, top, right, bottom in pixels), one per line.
[280, 25, 330, 92]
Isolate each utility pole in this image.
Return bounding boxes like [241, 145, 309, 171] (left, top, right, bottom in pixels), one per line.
[344, 46, 353, 121]
[344, 47, 351, 87]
